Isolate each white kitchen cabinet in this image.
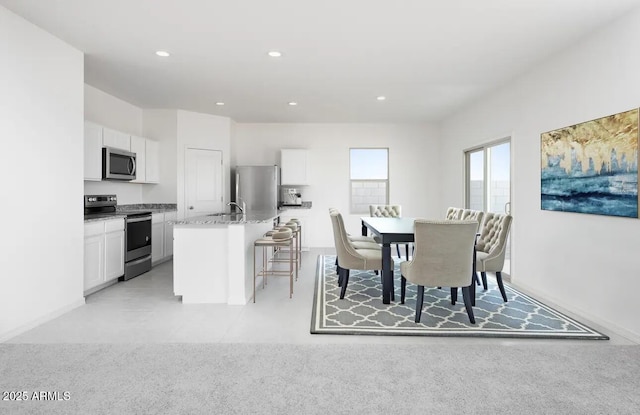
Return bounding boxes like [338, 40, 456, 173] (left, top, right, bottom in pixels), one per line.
[104, 220, 125, 281]
[84, 218, 125, 293]
[164, 211, 176, 258]
[130, 135, 146, 183]
[102, 127, 131, 151]
[145, 139, 159, 183]
[84, 121, 103, 181]
[279, 209, 309, 250]
[83, 234, 105, 290]
[280, 149, 309, 185]
[151, 211, 176, 264]
[152, 213, 165, 263]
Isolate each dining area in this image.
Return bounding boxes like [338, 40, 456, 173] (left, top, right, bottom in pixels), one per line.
[328, 205, 513, 325]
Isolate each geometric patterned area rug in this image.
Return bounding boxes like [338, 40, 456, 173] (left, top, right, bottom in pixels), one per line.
[311, 255, 609, 339]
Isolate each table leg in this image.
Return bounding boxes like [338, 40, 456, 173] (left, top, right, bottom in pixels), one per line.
[471, 246, 477, 306]
[361, 221, 367, 236]
[382, 244, 392, 304]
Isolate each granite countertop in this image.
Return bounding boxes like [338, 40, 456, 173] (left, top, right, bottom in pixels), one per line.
[117, 203, 177, 213]
[171, 210, 279, 225]
[279, 201, 312, 209]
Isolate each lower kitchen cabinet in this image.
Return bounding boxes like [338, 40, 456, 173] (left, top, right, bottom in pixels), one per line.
[152, 211, 176, 264]
[84, 218, 125, 293]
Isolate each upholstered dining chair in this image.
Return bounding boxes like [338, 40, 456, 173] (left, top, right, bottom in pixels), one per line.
[400, 220, 478, 324]
[369, 204, 409, 259]
[460, 209, 484, 232]
[330, 210, 390, 300]
[445, 207, 464, 220]
[475, 212, 513, 302]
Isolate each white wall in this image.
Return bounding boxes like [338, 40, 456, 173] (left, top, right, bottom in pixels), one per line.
[84, 84, 145, 204]
[0, 6, 85, 340]
[232, 123, 440, 247]
[439, 8, 640, 340]
[176, 110, 232, 219]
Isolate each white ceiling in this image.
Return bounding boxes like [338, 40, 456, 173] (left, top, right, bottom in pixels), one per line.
[3, 0, 640, 123]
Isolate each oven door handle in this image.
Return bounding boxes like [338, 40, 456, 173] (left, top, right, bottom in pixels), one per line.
[126, 216, 151, 224]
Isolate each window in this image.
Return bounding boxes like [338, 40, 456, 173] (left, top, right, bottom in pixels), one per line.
[350, 148, 389, 213]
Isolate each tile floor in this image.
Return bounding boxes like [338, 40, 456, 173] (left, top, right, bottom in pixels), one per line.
[6, 249, 636, 345]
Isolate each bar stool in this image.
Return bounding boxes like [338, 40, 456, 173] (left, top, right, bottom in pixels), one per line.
[275, 221, 301, 275]
[286, 219, 302, 270]
[253, 228, 295, 302]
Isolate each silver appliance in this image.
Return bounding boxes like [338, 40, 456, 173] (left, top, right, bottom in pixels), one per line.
[234, 165, 279, 211]
[102, 147, 136, 181]
[282, 188, 302, 206]
[84, 195, 152, 280]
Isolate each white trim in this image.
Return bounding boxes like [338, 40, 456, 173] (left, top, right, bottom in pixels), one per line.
[0, 298, 86, 343]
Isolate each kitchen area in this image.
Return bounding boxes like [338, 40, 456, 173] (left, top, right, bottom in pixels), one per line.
[84, 115, 312, 304]
[172, 149, 312, 305]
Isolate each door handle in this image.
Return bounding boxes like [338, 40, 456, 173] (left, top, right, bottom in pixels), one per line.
[505, 202, 511, 215]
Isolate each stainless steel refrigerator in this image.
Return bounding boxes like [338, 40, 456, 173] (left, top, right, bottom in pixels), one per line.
[234, 165, 280, 211]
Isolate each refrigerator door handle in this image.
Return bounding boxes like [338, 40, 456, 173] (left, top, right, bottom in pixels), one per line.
[236, 172, 240, 207]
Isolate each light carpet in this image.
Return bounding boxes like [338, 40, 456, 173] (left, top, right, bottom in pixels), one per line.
[311, 255, 608, 339]
[1, 343, 640, 414]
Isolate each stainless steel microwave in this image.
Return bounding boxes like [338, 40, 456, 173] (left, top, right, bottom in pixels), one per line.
[102, 147, 136, 181]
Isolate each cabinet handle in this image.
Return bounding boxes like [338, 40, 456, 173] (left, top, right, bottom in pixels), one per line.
[189, 206, 194, 210]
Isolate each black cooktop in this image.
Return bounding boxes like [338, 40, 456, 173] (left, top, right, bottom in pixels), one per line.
[84, 210, 151, 220]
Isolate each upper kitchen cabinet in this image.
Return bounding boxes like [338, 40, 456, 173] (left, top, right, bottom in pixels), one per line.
[103, 127, 131, 151]
[130, 136, 159, 184]
[84, 121, 103, 181]
[130, 135, 146, 183]
[280, 149, 309, 185]
[145, 139, 159, 183]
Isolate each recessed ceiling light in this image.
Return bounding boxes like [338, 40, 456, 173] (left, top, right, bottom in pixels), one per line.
[268, 51, 282, 57]
[156, 50, 170, 57]
[377, 96, 386, 101]
[215, 102, 225, 106]
[288, 102, 298, 106]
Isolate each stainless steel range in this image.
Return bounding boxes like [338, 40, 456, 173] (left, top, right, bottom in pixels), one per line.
[84, 195, 152, 280]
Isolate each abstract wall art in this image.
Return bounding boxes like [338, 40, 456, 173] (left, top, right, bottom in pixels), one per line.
[541, 109, 639, 218]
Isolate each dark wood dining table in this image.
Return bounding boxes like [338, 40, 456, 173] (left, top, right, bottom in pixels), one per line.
[361, 217, 477, 304]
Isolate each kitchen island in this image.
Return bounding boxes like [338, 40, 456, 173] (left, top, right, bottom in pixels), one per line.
[171, 211, 279, 304]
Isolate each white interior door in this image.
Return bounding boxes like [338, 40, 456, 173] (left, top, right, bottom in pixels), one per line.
[185, 148, 223, 217]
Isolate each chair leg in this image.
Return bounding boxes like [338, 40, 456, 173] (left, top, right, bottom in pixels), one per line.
[415, 285, 424, 323]
[337, 266, 344, 287]
[339, 269, 350, 299]
[474, 271, 481, 286]
[461, 286, 476, 324]
[400, 275, 406, 304]
[496, 271, 508, 302]
[391, 270, 395, 302]
[481, 271, 488, 290]
[405, 244, 410, 260]
[450, 287, 457, 305]
[396, 244, 401, 258]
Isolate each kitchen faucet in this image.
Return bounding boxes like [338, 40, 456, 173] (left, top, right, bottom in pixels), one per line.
[228, 199, 246, 213]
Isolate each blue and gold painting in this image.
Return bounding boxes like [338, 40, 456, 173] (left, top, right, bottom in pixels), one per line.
[541, 109, 639, 218]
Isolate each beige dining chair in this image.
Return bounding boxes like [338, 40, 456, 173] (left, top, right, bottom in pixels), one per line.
[330, 210, 391, 300]
[475, 212, 513, 302]
[400, 219, 478, 324]
[445, 207, 464, 220]
[369, 204, 409, 259]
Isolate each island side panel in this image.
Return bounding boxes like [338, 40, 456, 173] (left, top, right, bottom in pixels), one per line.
[226, 222, 274, 305]
[173, 225, 229, 303]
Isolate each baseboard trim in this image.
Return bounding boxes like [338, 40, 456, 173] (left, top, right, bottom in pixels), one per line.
[512, 281, 640, 344]
[0, 298, 86, 343]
